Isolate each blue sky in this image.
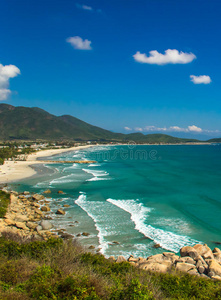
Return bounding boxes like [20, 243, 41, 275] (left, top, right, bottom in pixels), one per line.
[0, 0, 221, 139]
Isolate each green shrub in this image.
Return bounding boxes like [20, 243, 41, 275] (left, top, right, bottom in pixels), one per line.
[0, 190, 10, 218]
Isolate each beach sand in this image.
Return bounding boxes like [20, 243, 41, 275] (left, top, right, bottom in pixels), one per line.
[0, 145, 93, 184]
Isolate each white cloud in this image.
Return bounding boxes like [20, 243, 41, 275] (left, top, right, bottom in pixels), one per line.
[187, 125, 203, 132]
[133, 49, 196, 65]
[124, 126, 132, 131]
[66, 36, 92, 50]
[132, 125, 215, 134]
[0, 63, 20, 101]
[135, 127, 143, 132]
[76, 3, 93, 11]
[190, 75, 211, 84]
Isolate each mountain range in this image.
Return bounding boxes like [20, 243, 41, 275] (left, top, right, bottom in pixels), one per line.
[0, 104, 219, 143]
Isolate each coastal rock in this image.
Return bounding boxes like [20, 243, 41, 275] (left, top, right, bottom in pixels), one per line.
[60, 233, 73, 239]
[40, 220, 53, 230]
[43, 189, 51, 194]
[14, 214, 29, 222]
[116, 256, 127, 263]
[89, 245, 95, 249]
[177, 257, 196, 265]
[58, 190, 64, 194]
[139, 261, 171, 273]
[23, 191, 30, 195]
[193, 244, 214, 260]
[56, 209, 65, 215]
[108, 256, 116, 262]
[36, 225, 43, 232]
[213, 248, 221, 254]
[4, 219, 15, 226]
[211, 275, 221, 281]
[41, 206, 50, 212]
[33, 194, 45, 201]
[180, 246, 199, 259]
[82, 232, 90, 236]
[15, 222, 29, 230]
[63, 204, 70, 207]
[176, 262, 197, 273]
[26, 222, 38, 230]
[207, 259, 221, 277]
[35, 208, 44, 216]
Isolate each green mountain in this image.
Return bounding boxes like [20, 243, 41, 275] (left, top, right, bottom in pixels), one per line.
[0, 104, 200, 143]
[207, 138, 221, 143]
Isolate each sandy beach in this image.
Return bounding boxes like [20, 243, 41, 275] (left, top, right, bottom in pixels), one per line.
[0, 145, 93, 184]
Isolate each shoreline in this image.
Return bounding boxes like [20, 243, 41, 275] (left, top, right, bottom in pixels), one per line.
[0, 145, 94, 184]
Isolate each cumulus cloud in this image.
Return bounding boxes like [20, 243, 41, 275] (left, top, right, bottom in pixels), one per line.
[124, 126, 132, 131]
[133, 49, 196, 65]
[66, 36, 92, 50]
[0, 63, 20, 101]
[190, 75, 211, 84]
[131, 125, 216, 134]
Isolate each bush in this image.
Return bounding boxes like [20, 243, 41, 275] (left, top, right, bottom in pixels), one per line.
[0, 190, 10, 218]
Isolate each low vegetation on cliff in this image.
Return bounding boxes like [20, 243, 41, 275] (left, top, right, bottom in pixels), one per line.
[0, 232, 221, 299]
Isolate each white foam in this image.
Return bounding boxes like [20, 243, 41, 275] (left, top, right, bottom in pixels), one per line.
[75, 194, 127, 254]
[82, 168, 110, 181]
[107, 198, 201, 252]
[49, 174, 79, 185]
[88, 163, 101, 167]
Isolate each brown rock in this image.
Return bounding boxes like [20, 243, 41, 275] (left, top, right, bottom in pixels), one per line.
[211, 275, 221, 281]
[213, 248, 221, 254]
[33, 194, 45, 201]
[109, 256, 116, 262]
[177, 257, 196, 265]
[63, 204, 70, 207]
[82, 232, 90, 236]
[180, 246, 199, 259]
[43, 189, 51, 194]
[208, 259, 221, 277]
[15, 222, 29, 230]
[176, 262, 197, 273]
[139, 261, 172, 273]
[35, 208, 44, 215]
[89, 245, 95, 249]
[193, 244, 214, 260]
[41, 206, 50, 212]
[56, 209, 65, 215]
[26, 222, 38, 230]
[116, 256, 127, 263]
[153, 243, 161, 248]
[4, 219, 15, 226]
[58, 190, 64, 194]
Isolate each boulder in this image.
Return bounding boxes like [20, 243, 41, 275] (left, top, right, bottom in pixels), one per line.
[40, 220, 53, 230]
[58, 190, 64, 194]
[35, 208, 44, 216]
[36, 225, 43, 232]
[213, 248, 221, 254]
[63, 204, 70, 207]
[116, 256, 127, 263]
[176, 262, 197, 273]
[211, 275, 221, 281]
[180, 246, 199, 260]
[208, 259, 221, 277]
[60, 233, 73, 239]
[193, 244, 214, 260]
[89, 245, 95, 249]
[23, 191, 30, 195]
[56, 209, 65, 215]
[41, 206, 50, 212]
[15, 222, 29, 230]
[177, 257, 196, 265]
[26, 222, 38, 230]
[33, 194, 45, 201]
[82, 232, 90, 236]
[139, 261, 172, 273]
[108, 256, 116, 262]
[214, 253, 221, 262]
[4, 219, 15, 226]
[43, 189, 51, 194]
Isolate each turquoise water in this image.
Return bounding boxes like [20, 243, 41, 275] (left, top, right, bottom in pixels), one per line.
[11, 144, 221, 257]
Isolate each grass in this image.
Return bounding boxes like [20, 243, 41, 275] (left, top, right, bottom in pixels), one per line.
[0, 232, 221, 299]
[0, 190, 10, 217]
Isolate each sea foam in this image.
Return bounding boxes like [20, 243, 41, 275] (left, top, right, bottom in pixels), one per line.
[107, 198, 200, 252]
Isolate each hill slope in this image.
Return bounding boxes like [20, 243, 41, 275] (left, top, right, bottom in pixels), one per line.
[0, 104, 199, 143]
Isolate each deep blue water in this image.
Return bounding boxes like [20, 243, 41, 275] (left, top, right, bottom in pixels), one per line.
[11, 144, 221, 257]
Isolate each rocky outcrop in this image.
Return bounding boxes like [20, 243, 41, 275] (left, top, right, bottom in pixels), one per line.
[0, 191, 56, 241]
[110, 244, 221, 280]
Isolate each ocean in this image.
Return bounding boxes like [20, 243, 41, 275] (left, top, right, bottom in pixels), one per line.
[11, 144, 221, 258]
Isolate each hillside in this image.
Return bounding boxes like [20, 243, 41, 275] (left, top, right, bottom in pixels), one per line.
[207, 138, 221, 143]
[0, 104, 200, 143]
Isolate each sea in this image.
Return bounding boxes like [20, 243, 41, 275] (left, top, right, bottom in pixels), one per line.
[10, 144, 221, 258]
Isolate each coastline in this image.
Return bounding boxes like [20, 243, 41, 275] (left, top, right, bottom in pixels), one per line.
[0, 145, 94, 184]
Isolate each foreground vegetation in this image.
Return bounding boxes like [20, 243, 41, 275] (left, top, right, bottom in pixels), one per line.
[0, 232, 221, 299]
[0, 190, 10, 217]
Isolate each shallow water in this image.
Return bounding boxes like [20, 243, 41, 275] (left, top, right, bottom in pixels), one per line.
[11, 144, 221, 257]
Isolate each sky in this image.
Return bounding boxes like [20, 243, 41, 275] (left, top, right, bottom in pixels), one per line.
[1, 0, 221, 139]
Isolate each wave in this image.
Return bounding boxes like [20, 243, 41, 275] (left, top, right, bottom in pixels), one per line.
[107, 198, 200, 252]
[82, 168, 110, 181]
[49, 174, 80, 185]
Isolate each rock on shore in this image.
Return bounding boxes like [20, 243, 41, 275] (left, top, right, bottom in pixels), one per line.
[111, 244, 221, 280]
